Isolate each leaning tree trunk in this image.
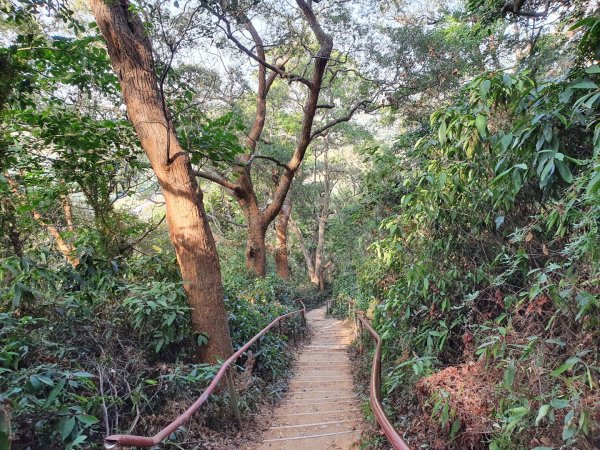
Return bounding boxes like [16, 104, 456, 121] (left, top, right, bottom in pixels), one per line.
[274, 197, 292, 280]
[62, 194, 75, 233]
[90, 0, 232, 363]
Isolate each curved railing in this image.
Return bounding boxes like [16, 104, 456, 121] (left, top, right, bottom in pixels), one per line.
[104, 300, 307, 448]
[326, 298, 411, 450]
[356, 314, 411, 450]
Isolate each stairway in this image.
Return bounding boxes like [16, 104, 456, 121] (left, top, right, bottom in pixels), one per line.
[255, 306, 363, 449]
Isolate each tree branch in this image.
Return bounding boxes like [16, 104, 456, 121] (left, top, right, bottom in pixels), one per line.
[247, 155, 291, 171]
[217, 13, 313, 89]
[261, 0, 333, 226]
[194, 169, 241, 194]
[310, 100, 368, 140]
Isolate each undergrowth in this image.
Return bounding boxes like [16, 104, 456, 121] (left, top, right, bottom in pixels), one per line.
[0, 249, 313, 449]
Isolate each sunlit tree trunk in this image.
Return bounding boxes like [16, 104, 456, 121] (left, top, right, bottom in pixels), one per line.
[274, 196, 292, 280]
[89, 0, 232, 363]
[313, 138, 331, 291]
[6, 176, 79, 266]
[62, 195, 75, 233]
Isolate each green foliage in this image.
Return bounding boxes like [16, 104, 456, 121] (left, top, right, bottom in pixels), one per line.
[331, 18, 600, 448]
[123, 282, 191, 355]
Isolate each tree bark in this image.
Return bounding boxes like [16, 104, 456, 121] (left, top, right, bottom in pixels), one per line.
[274, 196, 292, 280]
[1, 197, 24, 258]
[33, 209, 80, 267]
[242, 195, 267, 277]
[89, 0, 232, 363]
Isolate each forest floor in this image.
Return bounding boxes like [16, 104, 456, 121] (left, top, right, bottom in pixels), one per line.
[253, 306, 364, 449]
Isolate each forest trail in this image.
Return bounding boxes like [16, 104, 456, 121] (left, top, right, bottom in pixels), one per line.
[254, 306, 363, 449]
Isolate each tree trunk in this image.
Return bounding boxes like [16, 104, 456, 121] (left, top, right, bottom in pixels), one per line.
[195, 2, 334, 277]
[1, 197, 23, 258]
[62, 193, 75, 233]
[313, 138, 331, 291]
[290, 218, 317, 283]
[33, 210, 80, 267]
[90, 0, 232, 363]
[274, 197, 292, 280]
[6, 176, 79, 266]
[240, 193, 267, 277]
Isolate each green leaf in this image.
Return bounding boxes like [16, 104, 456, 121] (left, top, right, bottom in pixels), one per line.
[539, 160, 555, 188]
[71, 434, 87, 446]
[555, 160, 573, 183]
[480, 79, 491, 99]
[562, 425, 577, 441]
[438, 120, 447, 144]
[536, 404, 551, 425]
[550, 398, 570, 409]
[450, 418, 461, 437]
[475, 114, 487, 137]
[500, 133, 512, 151]
[44, 378, 66, 409]
[503, 359, 515, 385]
[583, 92, 600, 108]
[37, 375, 54, 386]
[551, 356, 580, 377]
[59, 416, 76, 440]
[543, 124, 553, 142]
[77, 415, 99, 426]
[585, 64, 600, 74]
[29, 375, 42, 391]
[197, 333, 209, 346]
[586, 172, 600, 195]
[571, 81, 598, 89]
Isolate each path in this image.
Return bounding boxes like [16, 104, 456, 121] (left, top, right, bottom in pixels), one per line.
[255, 306, 363, 449]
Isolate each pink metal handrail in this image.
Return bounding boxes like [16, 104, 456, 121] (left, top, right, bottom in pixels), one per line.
[104, 300, 306, 448]
[357, 313, 411, 450]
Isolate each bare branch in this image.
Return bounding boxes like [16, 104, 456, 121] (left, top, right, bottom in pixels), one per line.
[311, 100, 368, 140]
[216, 13, 314, 89]
[247, 154, 291, 171]
[502, 0, 551, 17]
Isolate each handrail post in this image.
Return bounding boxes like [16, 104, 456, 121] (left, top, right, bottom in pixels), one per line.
[301, 309, 306, 338]
[225, 367, 242, 430]
[358, 317, 364, 355]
